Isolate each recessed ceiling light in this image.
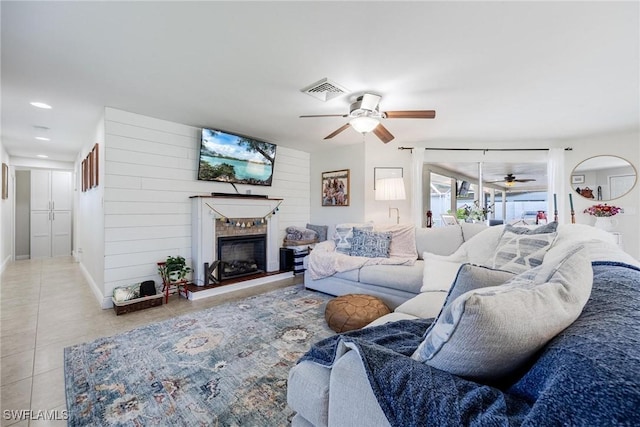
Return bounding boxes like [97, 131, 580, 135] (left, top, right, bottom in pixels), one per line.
[37, 154, 49, 158]
[30, 102, 52, 109]
[35, 137, 50, 141]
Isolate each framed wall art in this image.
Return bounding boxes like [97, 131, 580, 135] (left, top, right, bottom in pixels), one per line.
[441, 214, 458, 226]
[88, 149, 94, 188]
[82, 158, 89, 192]
[2, 163, 8, 199]
[374, 167, 403, 190]
[322, 169, 350, 206]
[91, 143, 99, 188]
[571, 174, 585, 185]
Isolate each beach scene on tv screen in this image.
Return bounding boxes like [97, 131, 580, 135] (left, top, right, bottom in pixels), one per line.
[199, 128, 275, 186]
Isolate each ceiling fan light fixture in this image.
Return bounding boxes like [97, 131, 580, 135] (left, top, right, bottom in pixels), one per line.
[349, 116, 379, 133]
[505, 180, 515, 187]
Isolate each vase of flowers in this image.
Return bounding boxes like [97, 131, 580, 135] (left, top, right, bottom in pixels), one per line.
[583, 204, 621, 231]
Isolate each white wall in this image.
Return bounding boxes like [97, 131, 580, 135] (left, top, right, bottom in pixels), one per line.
[0, 143, 13, 271]
[310, 144, 366, 233]
[93, 108, 310, 306]
[564, 131, 639, 259]
[76, 115, 106, 306]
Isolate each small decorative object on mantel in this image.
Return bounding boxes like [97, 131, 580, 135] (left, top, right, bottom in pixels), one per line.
[584, 203, 621, 232]
[205, 201, 282, 226]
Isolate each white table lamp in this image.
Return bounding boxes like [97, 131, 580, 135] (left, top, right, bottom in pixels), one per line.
[375, 177, 406, 224]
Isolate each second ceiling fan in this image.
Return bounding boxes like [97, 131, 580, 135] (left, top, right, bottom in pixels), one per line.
[489, 173, 537, 187]
[300, 93, 436, 143]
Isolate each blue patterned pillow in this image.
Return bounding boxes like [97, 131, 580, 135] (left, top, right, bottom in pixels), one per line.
[349, 229, 392, 258]
[490, 222, 558, 273]
[333, 223, 374, 254]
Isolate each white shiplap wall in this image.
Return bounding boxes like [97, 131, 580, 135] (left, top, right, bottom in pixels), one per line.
[103, 108, 310, 298]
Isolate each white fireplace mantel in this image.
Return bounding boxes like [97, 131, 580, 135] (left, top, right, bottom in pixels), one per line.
[191, 195, 284, 288]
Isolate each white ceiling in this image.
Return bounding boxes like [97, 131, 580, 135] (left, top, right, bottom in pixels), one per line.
[2, 1, 638, 162]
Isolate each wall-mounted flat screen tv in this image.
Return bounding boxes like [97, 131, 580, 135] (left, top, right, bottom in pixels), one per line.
[198, 128, 276, 186]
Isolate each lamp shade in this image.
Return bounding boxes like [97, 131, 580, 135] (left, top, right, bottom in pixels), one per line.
[375, 177, 406, 201]
[350, 116, 379, 133]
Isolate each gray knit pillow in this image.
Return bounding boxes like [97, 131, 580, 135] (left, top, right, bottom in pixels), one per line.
[306, 223, 328, 242]
[412, 245, 592, 381]
[444, 264, 515, 307]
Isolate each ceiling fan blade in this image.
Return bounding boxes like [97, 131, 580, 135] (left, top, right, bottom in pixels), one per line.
[324, 123, 351, 140]
[514, 179, 536, 182]
[300, 114, 348, 118]
[383, 110, 436, 119]
[372, 123, 394, 143]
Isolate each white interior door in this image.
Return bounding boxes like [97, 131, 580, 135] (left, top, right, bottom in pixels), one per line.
[30, 169, 51, 211]
[30, 210, 51, 258]
[51, 171, 72, 210]
[29, 169, 73, 258]
[51, 210, 72, 257]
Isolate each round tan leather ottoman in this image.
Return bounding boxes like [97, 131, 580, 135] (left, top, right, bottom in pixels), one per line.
[325, 294, 391, 333]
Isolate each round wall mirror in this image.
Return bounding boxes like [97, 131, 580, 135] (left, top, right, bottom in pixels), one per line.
[571, 155, 637, 201]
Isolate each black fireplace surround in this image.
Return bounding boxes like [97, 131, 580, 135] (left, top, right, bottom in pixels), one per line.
[217, 234, 267, 281]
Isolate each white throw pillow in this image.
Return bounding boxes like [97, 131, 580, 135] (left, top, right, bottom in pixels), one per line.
[394, 291, 447, 319]
[412, 245, 593, 381]
[375, 224, 418, 259]
[420, 254, 463, 292]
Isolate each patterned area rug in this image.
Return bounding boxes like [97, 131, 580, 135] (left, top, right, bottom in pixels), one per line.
[64, 285, 334, 426]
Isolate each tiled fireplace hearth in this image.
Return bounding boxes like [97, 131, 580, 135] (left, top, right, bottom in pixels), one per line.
[190, 195, 292, 301]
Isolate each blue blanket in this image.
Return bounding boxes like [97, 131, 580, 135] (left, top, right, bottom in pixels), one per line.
[300, 262, 640, 426]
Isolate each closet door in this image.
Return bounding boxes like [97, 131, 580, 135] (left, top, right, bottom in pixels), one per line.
[31, 170, 51, 211]
[51, 171, 72, 211]
[30, 211, 52, 258]
[51, 210, 72, 257]
[29, 169, 73, 258]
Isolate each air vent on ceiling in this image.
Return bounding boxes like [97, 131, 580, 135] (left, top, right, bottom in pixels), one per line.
[301, 78, 348, 101]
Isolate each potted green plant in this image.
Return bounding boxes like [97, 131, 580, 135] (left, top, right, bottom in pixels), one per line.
[158, 255, 192, 285]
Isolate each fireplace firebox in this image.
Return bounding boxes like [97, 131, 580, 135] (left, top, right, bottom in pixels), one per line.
[217, 234, 267, 281]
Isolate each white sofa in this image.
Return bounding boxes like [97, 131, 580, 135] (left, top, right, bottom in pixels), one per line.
[289, 224, 640, 427]
[303, 222, 487, 309]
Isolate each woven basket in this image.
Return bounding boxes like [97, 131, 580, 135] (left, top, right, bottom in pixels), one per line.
[112, 294, 163, 315]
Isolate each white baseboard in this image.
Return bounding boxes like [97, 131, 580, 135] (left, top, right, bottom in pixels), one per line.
[188, 271, 293, 301]
[78, 262, 112, 309]
[0, 254, 11, 274]
[15, 255, 30, 260]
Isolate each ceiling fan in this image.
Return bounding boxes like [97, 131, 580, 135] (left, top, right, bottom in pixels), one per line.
[299, 93, 436, 143]
[489, 173, 537, 187]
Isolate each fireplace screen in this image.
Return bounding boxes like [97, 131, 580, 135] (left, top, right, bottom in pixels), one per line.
[217, 234, 267, 281]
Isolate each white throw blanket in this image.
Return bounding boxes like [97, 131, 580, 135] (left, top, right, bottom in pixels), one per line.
[307, 240, 416, 280]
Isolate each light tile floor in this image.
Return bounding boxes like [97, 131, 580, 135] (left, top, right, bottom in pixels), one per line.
[0, 257, 302, 427]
